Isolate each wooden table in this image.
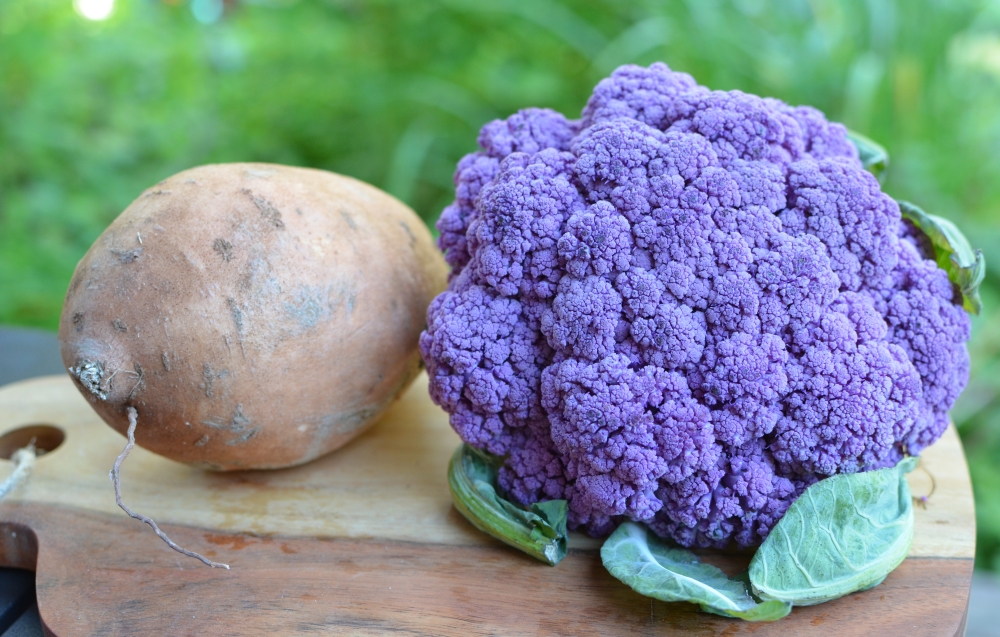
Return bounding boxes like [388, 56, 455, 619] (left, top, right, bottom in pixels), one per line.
[0, 372, 975, 636]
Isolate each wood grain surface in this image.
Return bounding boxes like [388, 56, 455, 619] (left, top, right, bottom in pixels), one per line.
[0, 373, 976, 636]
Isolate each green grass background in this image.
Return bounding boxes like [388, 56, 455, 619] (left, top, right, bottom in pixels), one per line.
[3, 0, 1000, 570]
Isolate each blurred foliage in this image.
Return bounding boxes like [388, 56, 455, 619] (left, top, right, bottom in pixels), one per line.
[2, 0, 1000, 569]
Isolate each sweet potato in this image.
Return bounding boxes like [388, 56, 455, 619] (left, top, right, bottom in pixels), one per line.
[59, 163, 447, 470]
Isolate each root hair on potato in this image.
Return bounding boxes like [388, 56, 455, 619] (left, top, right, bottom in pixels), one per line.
[127, 363, 146, 401]
[111, 407, 230, 569]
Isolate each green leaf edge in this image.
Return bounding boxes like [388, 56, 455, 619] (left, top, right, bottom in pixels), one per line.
[447, 443, 568, 566]
[846, 129, 889, 182]
[897, 200, 985, 315]
[748, 456, 918, 606]
[846, 129, 984, 316]
[601, 521, 791, 622]
[701, 599, 793, 622]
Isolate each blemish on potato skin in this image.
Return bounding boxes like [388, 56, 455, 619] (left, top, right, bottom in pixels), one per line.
[238, 257, 282, 299]
[162, 352, 171, 371]
[227, 298, 245, 333]
[241, 188, 284, 229]
[284, 286, 331, 330]
[112, 247, 144, 263]
[202, 404, 257, 445]
[226, 298, 249, 358]
[226, 428, 260, 446]
[72, 312, 84, 333]
[307, 403, 383, 457]
[69, 359, 108, 400]
[213, 238, 234, 262]
[194, 435, 210, 447]
[200, 364, 229, 398]
[325, 281, 359, 319]
[347, 292, 357, 314]
[68, 274, 83, 295]
[127, 363, 146, 400]
[201, 364, 215, 397]
[113, 319, 128, 332]
[339, 209, 357, 230]
[399, 220, 417, 247]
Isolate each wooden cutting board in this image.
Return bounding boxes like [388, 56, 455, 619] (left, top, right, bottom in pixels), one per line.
[0, 373, 975, 637]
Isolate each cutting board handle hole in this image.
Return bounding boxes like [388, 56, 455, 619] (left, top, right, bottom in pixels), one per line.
[0, 425, 65, 460]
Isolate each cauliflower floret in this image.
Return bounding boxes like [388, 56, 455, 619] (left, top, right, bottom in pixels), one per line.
[422, 62, 971, 548]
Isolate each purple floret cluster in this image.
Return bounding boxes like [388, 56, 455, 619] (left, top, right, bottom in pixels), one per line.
[420, 63, 971, 548]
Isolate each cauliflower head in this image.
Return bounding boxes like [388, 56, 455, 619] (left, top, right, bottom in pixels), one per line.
[420, 63, 971, 548]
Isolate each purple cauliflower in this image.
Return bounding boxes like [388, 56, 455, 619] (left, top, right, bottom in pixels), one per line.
[420, 63, 971, 548]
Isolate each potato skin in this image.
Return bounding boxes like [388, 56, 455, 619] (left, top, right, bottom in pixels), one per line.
[59, 163, 447, 470]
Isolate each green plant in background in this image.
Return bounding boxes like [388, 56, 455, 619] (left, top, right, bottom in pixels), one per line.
[2, 0, 1000, 571]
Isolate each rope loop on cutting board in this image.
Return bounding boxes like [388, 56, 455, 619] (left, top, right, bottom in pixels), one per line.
[0, 446, 36, 501]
